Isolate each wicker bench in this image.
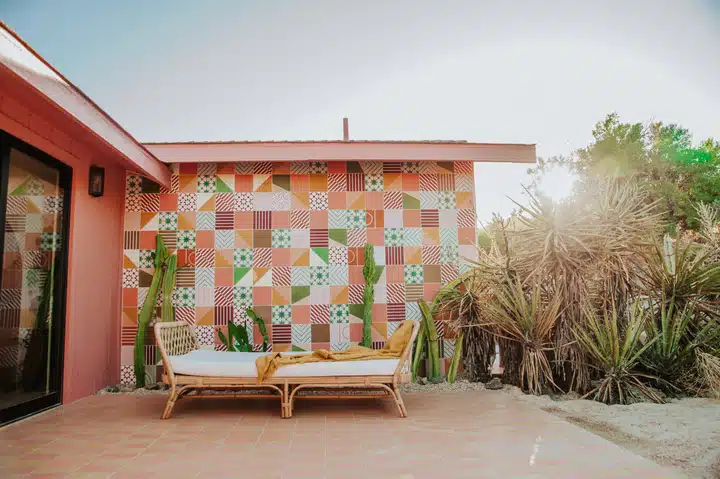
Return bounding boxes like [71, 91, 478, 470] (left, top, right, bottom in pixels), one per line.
[154, 320, 419, 419]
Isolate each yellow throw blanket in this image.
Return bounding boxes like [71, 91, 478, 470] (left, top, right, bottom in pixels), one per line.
[256, 319, 415, 382]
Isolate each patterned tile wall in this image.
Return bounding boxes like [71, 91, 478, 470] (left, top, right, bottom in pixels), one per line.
[120, 160, 477, 384]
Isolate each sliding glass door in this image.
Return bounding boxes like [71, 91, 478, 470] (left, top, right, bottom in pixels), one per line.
[0, 131, 71, 426]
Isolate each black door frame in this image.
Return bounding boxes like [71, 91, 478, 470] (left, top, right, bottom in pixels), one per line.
[0, 129, 72, 426]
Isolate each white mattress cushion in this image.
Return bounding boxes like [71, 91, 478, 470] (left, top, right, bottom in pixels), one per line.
[168, 349, 399, 378]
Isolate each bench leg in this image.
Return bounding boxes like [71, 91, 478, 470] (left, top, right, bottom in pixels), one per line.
[392, 385, 408, 418]
[161, 388, 178, 420]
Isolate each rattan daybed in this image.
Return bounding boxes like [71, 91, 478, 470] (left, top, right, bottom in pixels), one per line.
[154, 320, 419, 419]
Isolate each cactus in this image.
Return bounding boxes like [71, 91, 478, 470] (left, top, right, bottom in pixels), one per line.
[134, 235, 177, 388]
[418, 300, 441, 382]
[411, 316, 427, 381]
[361, 243, 383, 347]
[447, 331, 464, 383]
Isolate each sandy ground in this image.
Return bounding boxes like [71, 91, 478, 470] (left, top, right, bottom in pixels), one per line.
[499, 386, 720, 479]
[99, 381, 719, 478]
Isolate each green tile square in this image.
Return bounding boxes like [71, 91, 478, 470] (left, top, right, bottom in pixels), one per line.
[292, 286, 310, 303]
[329, 229, 348, 246]
[403, 193, 420, 210]
[273, 175, 291, 191]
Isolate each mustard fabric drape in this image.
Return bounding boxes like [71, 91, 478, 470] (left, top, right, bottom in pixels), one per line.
[256, 320, 415, 381]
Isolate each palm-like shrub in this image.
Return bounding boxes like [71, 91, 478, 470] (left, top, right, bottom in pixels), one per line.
[479, 278, 562, 395]
[575, 302, 663, 404]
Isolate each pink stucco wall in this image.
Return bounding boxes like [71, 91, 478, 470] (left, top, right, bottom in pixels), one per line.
[0, 68, 126, 403]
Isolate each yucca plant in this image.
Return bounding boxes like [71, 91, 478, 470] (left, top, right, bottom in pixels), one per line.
[480, 277, 562, 395]
[575, 301, 663, 404]
[437, 271, 495, 382]
[639, 234, 720, 321]
[134, 235, 177, 388]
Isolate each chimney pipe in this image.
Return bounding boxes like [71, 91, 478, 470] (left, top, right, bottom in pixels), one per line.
[342, 117, 349, 141]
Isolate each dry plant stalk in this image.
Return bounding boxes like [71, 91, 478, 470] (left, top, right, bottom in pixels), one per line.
[694, 351, 720, 398]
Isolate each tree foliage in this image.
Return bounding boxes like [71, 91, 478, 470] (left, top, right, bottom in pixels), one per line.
[529, 113, 720, 231]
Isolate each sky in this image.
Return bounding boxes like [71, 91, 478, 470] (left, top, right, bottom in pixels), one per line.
[2, 0, 719, 222]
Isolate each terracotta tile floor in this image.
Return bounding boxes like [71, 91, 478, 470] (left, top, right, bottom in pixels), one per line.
[0, 391, 681, 478]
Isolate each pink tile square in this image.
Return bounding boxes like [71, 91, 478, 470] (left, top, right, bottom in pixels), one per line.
[310, 210, 328, 228]
[293, 305, 310, 324]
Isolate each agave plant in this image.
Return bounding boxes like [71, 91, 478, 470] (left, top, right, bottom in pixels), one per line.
[575, 301, 663, 404]
[479, 277, 562, 395]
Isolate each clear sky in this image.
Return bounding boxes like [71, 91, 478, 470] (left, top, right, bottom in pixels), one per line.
[2, 0, 719, 222]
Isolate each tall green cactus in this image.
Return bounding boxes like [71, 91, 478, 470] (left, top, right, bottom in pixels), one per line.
[361, 243, 383, 347]
[447, 331, 464, 383]
[134, 235, 177, 388]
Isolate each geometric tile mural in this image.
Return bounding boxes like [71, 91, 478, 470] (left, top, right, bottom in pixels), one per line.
[121, 160, 477, 383]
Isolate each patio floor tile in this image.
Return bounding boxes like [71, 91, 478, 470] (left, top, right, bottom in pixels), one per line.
[0, 390, 683, 478]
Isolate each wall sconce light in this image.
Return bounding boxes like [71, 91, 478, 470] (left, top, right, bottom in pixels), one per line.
[89, 165, 105, 197]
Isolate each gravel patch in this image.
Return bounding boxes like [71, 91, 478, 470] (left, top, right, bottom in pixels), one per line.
[498, 385, 720, 479]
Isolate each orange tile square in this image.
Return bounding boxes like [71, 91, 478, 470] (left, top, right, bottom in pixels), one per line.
[139, 212, 157, 230]
[253, 286, 272, 306]
[422, 228, 440, 245]
[291, 248, 310, 266]
[272, 248, 291, 266]
[308, 175, 328, 191]
[456, 191, 475, 209]
[235, 229, 253, 248]
[328, 192, 346, 209]
[348, 247, 364, 266]
[404, 246, 422, 264]
[310, 210, 328, 228]
[254, 174, 272, 192]
[328, 162, 346, 174]
[234, 212, 253, 229]
[402, 174, 420, 191]
[403, 209, 421, 227]
[139, 231, 156, 249]
[347, 191, 365, 209]
[425, 283, 442, 301]
[366, 191, 383, 210]
[292, 305, 310, 324]
[272, 286, 291, 305]
[24, 233, 40, 251]
[159, 194, 178, 211]
[368, 210, 384, 228]
[291, 174, 309, 192]
[384, 173, 402, 191]
[196, 230, 215, 248]
[123, 307, 138, 326]
[292, 192, 309, 209]
[272, 211, 290, 229]
[371, 304, 387, 322]
[366, 227, 384, 246]
[178, 175, 197, 193]
[350, 323, 363, 342]
[215, 249, 233, 268]
[349, 265, 364, 284]
[385, 265, 404, 283]
[273, 162, 291, 174]
[217, 163, 235, 174]
[196, 307, 214, 326]
[458, 228, 477, 245]
[177, 249, 192, 267]
[330, 286, 348, 304]
[215, 267, 234, 286]
[235, 175, 253, 192]
[123, 288, 138, 307]
[178, 211, 196, 230]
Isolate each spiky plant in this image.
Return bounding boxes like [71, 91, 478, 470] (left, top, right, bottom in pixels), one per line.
[479, 277, 562, 395]
[575, 301, 663, 404]
[438, 270, 495, 382]
[418, 300, 442, 382]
